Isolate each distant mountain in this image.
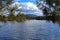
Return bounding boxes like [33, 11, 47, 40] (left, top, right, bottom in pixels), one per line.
[24, 14, 37, 17]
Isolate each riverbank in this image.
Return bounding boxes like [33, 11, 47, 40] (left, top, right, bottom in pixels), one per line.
[0, 14, 60, 23]
[0, 14, 26, 22]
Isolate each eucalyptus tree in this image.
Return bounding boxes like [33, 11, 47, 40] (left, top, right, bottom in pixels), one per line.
[36, 0, 60, 16]
[0, 0, 14, 16]
[0, 0, 12, 9]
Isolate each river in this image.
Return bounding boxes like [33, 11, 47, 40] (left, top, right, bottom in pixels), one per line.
[0, 20, 60, 40]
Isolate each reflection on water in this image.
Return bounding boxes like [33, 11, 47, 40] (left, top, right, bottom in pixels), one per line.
[0, 20, 60, 40]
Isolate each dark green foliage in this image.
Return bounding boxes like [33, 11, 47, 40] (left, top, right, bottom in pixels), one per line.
[0, 0, 12, 4]
[46, 0, 60, 6]
[36, 0, 60, 14]
[0, 0, 13, 9]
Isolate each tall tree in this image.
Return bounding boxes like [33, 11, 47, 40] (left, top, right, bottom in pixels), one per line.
[0, 0, 12, 9]
[36, 0, 60, 16]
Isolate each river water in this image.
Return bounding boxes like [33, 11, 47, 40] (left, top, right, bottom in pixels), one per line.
[0, 20, 60, 40]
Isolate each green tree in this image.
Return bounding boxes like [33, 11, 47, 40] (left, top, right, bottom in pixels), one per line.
[36, 0, 60, 16]
[0, 0, 12, 9]
[0, 0, 26, 21]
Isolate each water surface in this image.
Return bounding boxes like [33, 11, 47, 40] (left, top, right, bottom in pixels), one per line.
[0, 20, 60, 40]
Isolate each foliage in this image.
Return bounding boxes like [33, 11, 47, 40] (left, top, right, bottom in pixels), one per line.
[0, 13, 26, 22]
[0, 0, 13, 9]
[36, 0, 60, 16]
[0, 0, 26, 22]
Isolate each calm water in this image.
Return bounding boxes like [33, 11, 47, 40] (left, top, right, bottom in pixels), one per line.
[0, 20, 60, 40]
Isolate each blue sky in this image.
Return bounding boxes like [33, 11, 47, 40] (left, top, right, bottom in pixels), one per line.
[14, 0, 36, 3]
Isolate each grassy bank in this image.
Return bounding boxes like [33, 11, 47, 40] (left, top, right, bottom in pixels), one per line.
[0, 13, 26, 22]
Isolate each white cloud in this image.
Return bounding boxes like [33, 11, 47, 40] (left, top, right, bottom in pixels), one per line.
[9, 2, 43, 16]
[26, 2, 38, 9]
[21, 2, 43, 16]
[20, 2, 38, 10]
[9, 2, 22, 9]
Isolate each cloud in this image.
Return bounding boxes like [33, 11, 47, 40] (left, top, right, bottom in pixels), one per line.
[9, 2, 43, 16]
[20, 2, 43, 16]
[26, 2, 38, 9]
[9, 2, 21, 9]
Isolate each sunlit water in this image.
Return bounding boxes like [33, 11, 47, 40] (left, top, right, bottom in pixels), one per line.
[0, 20, 60, 40]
